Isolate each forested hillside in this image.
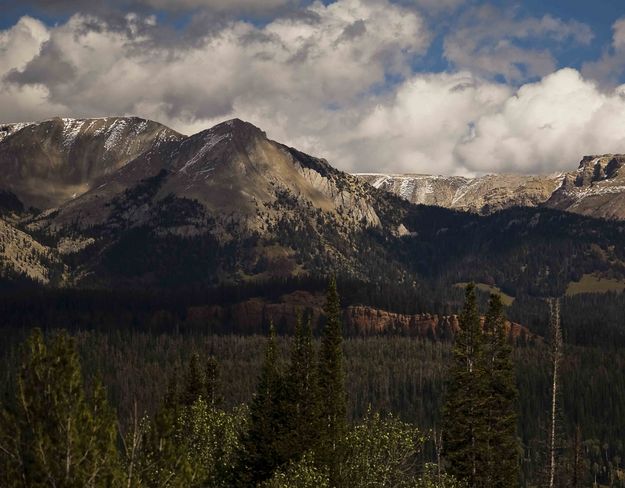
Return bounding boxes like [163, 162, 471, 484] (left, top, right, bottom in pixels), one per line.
[1, 282, 624, 487]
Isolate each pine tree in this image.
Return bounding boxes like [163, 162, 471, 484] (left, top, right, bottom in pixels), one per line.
[0, 329, 121, 487]
[483, 294, 520, 487]
[181, 353, 205, 407]
[317, 276, 347, 483]
[238, 323, 285, 486]
[442, 283, 489, 487]
[279, 313, 322, 463]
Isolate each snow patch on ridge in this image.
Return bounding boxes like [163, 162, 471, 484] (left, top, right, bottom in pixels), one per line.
[179, 131, 231, 175]
[61, 118, 86, 148]
[0, 122, 34, 143]
[104, 119, 129, 152]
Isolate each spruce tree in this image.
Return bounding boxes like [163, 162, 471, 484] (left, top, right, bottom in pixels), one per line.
[181, 353, 205, 407]
[0, 329, 121, 487]
[238, 323, 285, 486]
[483, 294, 520, 487]
[279, 313, 322, 463]
[317, 277, 347, 483]
[442, 283, 488, 487]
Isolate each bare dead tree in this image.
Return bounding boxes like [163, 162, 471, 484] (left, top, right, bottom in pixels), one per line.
[547, 297, 563, 488]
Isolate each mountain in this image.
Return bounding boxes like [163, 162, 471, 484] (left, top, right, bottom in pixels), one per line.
[357, 154, 625, 220]
[26, 118, 408, 286]
[357, 173, 563, 215]
[0, 117, 182, 209]
[1, 116, 625, 298]
[546, 154, 625, 219]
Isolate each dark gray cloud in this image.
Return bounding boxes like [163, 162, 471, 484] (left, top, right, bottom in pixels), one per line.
[6, 41, 75, 86]
[10, 0, 306, 17]
[444, 4, 593, 83]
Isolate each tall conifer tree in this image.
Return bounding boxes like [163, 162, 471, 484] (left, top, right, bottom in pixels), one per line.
[483, 294, 520, 487]
[280, 313, 322, 463]
[238, 323, 284, 486]
[442, 283, 488, 487]
[317, 277, 347, 483]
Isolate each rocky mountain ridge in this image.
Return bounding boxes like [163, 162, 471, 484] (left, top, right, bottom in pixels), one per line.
[1, 116, 625, 298]
[0, 117, 182, 209]
[357, 154, 625, 220]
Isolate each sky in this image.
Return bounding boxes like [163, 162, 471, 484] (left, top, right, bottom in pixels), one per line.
[2, 0, 625, 175]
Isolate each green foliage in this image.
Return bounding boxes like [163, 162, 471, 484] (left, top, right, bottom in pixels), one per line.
[417, 463, 466, 488]
[0, 329, 121, 487]
[335, 410, 425, 488]
[443, 287, 521, 487]
[482, 294, 520, 487]
[262, 453, 330, 488]
[180, 353, 205, 407]
[133, 356, 243, 487]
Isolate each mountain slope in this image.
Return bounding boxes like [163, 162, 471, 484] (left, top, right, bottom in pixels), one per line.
[0, 117, 183, 209]
[0, 217, 64, 284]
[32, 119, 407, 286]
[2, 116, 625, 297]
[357, 173, 564, 215]
[358, 155, 625, 221]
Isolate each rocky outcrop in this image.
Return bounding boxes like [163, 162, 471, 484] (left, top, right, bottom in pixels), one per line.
[546, 155, 625, 220]
[185, 291, 536, 341]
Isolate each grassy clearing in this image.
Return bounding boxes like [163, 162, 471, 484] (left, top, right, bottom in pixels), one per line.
[454, 282, 515, 306]
[566, 274, 625, 296]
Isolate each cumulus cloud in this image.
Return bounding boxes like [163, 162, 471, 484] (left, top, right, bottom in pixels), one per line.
[338, 68, 625, 175]
[456, 69, 625, 173]
[0, 16, 67, 122]
[3, 4, 625, 176]
[1, 0, 429, 125]
[444, 5, 593, 83]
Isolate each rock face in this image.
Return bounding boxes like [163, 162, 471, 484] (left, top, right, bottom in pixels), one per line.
[0, 117, 182, 209]
[357, 173, 564, 215]
[358, 156, 625, 221]
[48, 119, 384, 232]
[185, 291, 535, 341]
[546, 155, 625, 220]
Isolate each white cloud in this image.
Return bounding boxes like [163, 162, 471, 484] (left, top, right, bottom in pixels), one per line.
[3, 0, 429, 117]
[613, 17, 625, 50]
[3, 7, 625, 176]
[457, 69, 625, 173]
[141, 0, 295, 12]
[0, 16, 49, 74]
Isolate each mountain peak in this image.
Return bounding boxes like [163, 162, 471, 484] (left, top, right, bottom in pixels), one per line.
[197, 118, 266, 142]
